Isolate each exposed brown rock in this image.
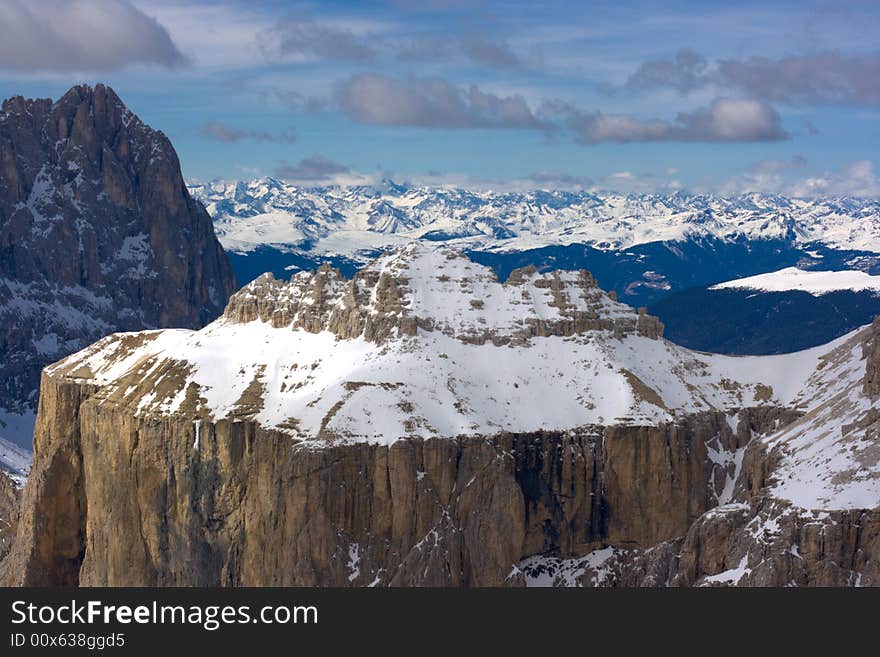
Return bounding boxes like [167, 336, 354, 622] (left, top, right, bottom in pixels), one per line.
[5, 321, 875, 587]
[0, 373, 97, 585]
[0, 472, 19, 562]
[864, 317, 880, 397]
[222, 252, 664, 347]
[3, 362, 786, 586]
[0, 84, 236, 416]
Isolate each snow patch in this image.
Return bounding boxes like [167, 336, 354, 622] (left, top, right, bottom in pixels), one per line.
[711, 267, 880, 296]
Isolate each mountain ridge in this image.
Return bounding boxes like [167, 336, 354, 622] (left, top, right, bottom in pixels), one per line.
[189, 177, 880, 258]
[0, 83, 236, 457]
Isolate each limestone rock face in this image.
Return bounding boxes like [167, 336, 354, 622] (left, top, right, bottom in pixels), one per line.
[0, 472, 19, 562]
[544, 502, 880, 587]
[3, 246, 878, 587]
[0, 84, 236, 422]
[3, 380, 775, 586]
[0, 373, 97, 585]
[7, 377, 874, 587]
[222, 247, 664, 347]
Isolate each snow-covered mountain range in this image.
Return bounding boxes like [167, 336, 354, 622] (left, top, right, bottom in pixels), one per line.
[189, 178, 880, 259]
[189, 177, 880, 356]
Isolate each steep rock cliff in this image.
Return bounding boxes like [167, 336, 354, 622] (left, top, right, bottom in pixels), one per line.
[3, 393, 788, 586]
[0, 472, 18, 562]
[0, 84, 236, 443]
[3, 248, 878, 586]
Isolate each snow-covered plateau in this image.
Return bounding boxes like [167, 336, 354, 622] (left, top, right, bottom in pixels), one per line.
[711, 267, 880, 296]
[51, 244, 880, 512]
[6, 243, 879, 588]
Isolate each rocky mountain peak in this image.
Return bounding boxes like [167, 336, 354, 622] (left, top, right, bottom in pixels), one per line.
[223, 244, 664, 345]
[0, 84, 236, 432]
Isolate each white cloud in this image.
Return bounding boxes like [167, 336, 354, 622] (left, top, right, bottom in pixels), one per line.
[133, 0, 270, 70]
[0, 0, 185, 72]
[567, 98, 788, 144]
[789, 160, 880, 198]
[625, 49, 880, 107]
[719, 157, 879, 198]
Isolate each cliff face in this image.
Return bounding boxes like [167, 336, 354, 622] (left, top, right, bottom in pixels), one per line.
[5, 374, 868, 587]
[3, 248, 878, 587]
[2, 375, 789, 586]
[0, 84, 236, 425]
[864, 317, 880, 398]
[0, 473, 19, 562]
[526, 502, 880, 587]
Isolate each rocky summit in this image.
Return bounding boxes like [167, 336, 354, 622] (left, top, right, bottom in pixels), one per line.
[0, 84, 236, 455]
[1, 245, 877, 586]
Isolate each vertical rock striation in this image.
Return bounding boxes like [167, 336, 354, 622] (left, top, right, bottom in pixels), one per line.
[0, 84, 236, 426]
[2, 247, 877, 587]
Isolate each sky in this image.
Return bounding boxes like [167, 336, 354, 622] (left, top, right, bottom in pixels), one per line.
[0, 0, 879, 196]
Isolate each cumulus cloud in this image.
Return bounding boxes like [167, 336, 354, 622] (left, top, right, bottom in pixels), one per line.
[200, 121, 296, 144]
[718, 157, 880, 197]
[0, 0, 186, 72]
[625, 49, 880, 106]
[332, 74, 787, 142]
[336, 74, 550, 130]
[676, 98, 789, 141]
[567, 98, 789, 144]
[274, 155, 351, 181]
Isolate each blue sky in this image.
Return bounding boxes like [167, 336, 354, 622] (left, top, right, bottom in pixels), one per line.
[1, 0, 879, 195]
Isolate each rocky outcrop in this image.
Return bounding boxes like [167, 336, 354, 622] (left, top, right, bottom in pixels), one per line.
[864, 317, 880, 397]
[537, 502, 880, 587]
[0, 472, 19, 562]
[222, 248, 664, 347]
[0, 84, 236, 421]
[3, 337, 877, 587]
[674, 502, 880, 586]
[4, 360, 830, 587]
[0, 373, 98, 585]
[517, 321, 880, 588]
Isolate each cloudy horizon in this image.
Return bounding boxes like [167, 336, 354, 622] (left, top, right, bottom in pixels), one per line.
[0, 0, 878, 196]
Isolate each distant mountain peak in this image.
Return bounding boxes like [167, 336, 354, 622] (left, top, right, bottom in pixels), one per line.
[190, 177, 880, 258]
